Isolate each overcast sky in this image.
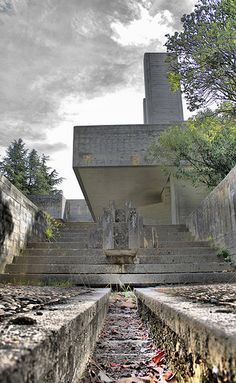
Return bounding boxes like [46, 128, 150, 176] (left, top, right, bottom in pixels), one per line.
[0, 0, 196, 199]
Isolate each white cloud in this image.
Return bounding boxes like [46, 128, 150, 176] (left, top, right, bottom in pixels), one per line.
[111, 7, 173, 47]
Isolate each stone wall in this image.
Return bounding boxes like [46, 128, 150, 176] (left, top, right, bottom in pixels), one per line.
[186, 166, 236, 263]
[0, 174, 46, 272]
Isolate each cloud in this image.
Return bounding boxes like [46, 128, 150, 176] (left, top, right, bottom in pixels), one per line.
[32, 142, 68, 154]
[148, 0, 196, 29]
[0, 0, 194, 153]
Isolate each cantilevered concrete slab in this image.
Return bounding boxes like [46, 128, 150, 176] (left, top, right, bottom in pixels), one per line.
[73, 124, 170, 223]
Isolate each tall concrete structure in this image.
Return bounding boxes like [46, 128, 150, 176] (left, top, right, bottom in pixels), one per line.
[73, 53, 207, 224]
[143, 53, 183, 124]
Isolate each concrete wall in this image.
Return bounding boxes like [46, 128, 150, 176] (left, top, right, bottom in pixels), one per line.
[143, 53, 183, 124]
[65, 199, 93, 222]
[73, 124, 167, 167]
[0, 174, 46, 272]
[170, 177, 208, 224]
[139, 185, 172, 225]
[186, 166, 236, 263]
[29, 194, 66, 220]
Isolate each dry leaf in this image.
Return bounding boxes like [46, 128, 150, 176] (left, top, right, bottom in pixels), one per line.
[151, 351, 165, 365]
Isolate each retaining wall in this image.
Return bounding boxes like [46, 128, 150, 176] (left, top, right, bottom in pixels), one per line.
[186, 166, 236, 263]
[0, 174, 46, 272]
[29, 194, 66, 220]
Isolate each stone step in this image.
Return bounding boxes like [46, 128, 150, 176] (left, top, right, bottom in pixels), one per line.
[26, 240, 209, 249]
[51, 237, 89, 243]
[55, 233, 194, 242]
[5, 262, 231, 274]
[1, 272, 235, 286]
[13, 254, 221, 265]
[159, 241, 210, 247]
[149, 225, 189, 232]
[22, 247, 217, 256]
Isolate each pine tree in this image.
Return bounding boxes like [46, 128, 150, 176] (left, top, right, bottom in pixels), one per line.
[0, 139, 63, 195]
[0, 139, 28, 193]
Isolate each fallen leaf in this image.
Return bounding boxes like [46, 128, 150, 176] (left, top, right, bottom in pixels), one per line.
[109, 362, 121, 368]
[151, 351, 165, 365]
[162, 371, 176, 381]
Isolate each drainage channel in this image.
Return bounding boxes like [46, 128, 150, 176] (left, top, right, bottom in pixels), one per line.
[80, 284, 236, 383]
[80, 291, 176, 383]
[0, 284, 235, 382]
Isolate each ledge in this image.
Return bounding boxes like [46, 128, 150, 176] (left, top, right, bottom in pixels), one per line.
[0, 288, 110, 383]
[135, 286, 236, 382]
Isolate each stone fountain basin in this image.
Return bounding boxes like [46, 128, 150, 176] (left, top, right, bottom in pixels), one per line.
[104, 249, 137, 264]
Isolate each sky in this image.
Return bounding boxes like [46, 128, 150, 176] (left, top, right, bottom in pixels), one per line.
[0, 0, 196, 199]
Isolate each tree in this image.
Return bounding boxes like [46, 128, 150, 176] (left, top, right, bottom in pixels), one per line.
[0, 139, 63, 195]
[148, 105, 236, 188]
[0, 139, 29, 193]
[165, 0, 236, 111]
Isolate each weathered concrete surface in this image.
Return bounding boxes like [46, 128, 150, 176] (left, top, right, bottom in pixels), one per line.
[2, 222, 235, 286]
[0, 287, 110, 383]
[73, 123, 170, 222]
[135, 285, 236, 383]
[64, 199, 93, 222]
[72, 52, 207, 224]
[29, 194, 66, 220]
[73, 123, 205, 224]
[186, 166, 236, 264]
[1, 272, 235, 287]
[170, 177, 208, 225]
[29, 195, 93, 222]
[143, 53, 184, 124]
[0, 175, 46, 273]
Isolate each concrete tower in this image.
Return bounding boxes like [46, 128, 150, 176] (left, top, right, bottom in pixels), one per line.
[143, 53, 183, 124]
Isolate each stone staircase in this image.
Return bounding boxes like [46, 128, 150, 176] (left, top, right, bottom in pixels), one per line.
[2, 222, 236, 286]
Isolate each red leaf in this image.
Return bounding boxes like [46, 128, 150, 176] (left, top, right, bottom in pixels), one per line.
[151, 350, 165, 365]
[109, 362, 121, 367]
[163, 370, 176, 381]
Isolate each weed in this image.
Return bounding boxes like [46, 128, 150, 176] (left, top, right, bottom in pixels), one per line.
[44, 214, 62, 242]
[217, 249, 231, 262]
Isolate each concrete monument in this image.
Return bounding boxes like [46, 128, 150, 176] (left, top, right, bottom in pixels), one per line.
[73, 53, 207, 224]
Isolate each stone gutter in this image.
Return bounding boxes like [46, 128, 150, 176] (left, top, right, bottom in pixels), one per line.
[135, 286, 236, 383]
[0, 288, 110, 383]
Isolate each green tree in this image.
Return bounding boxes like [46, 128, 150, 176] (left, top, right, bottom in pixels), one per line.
[0, 139, 63, 195]
[0, 139, 28, 193]
[148, 105, 236, 188]
[165, 0, 236, 111]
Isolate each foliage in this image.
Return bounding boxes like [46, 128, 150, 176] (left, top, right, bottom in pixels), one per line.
[165, 0, 236, 111]
[44, 213, 62, 242]
[217, 248, 231, 262]
[0, 139, 63, 195]
[148, 104, 236, 188]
